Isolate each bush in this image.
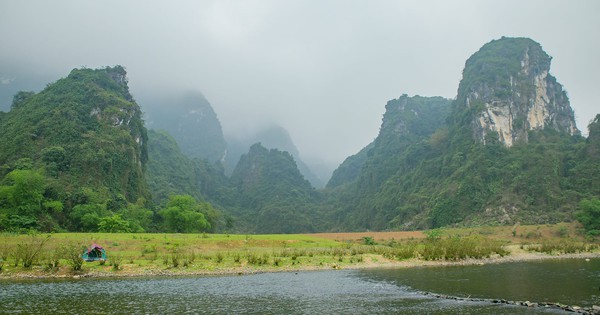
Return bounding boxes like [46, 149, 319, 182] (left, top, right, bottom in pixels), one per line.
[362, 236, 376, 245]
[215, 252, 224, 263]
[111, 254, 123, 270]
[14, 234, 50, 268]
[98, 214, 131, 233]
[62, 242, 84, 271]
[556, 226, 569, 238]
[43, 249, 61, 271]
[424, 229, 442, 241]
[0, 243, 10, 271]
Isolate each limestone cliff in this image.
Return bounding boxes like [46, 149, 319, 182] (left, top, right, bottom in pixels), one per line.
[0, 66, 149, 202]
[455, 37, 579, 146]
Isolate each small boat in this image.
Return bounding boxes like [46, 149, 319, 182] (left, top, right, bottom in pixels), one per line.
[82, 243, 107, 262]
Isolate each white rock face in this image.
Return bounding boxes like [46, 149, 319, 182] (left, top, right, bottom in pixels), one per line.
[478, 103, 514, 146]
[529, 70, 550, 130]
[471, 53, 578, 147]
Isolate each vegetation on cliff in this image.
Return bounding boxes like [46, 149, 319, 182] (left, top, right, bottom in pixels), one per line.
[323, 38, 598, 231]
[0, 67, 219, 234]
[227, 143, 321, 233]
[1, 37, 599, 234]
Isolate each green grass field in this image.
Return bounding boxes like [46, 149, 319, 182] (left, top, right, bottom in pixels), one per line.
[0, 223, 597, 278]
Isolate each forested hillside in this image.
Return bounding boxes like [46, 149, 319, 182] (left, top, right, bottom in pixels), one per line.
[324, 37, 597, 231]
[0, 67, 218, 233]
[227, 143, 321, 233]
[1, 37, 598, 234]
[224, 125, 324, 188]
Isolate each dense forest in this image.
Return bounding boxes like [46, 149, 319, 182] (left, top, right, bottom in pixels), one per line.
[0, 38, 599, 234]
[0, 67, 219, 233]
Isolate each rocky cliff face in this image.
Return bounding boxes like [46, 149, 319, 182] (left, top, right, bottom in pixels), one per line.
[456, 37, 579, 146]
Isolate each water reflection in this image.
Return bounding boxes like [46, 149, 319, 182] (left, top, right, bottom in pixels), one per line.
[360, 258, 600, 308]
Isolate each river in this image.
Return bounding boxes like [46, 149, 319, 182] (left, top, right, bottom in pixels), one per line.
[1, 258, 597, 314]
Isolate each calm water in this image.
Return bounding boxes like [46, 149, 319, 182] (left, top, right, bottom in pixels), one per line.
[1, 259, 597, 314]
[361, 258, 600, 307]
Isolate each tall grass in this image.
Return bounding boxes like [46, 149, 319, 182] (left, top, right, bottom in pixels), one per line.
[381, 236, 508, 261]
[525, 240, 597, 254]
[0, 227, 593, 276]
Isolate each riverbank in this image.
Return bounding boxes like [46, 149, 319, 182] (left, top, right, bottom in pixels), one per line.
[0, 223, 597, 280]
[1, 243, 599, 280]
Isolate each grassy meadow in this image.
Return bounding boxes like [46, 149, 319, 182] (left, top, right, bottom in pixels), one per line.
[0, 222, 597, 278]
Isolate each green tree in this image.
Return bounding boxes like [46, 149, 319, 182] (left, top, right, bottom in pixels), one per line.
[41, 146, 69, 176]
[6, 169, 45, 216]
[576, 198, 600, 235]
[159, 195, 211, 233]
[117, 199, 152, 232]
[0, 169, 47, 231]
[69, 204, 107, 232]
[98, 214, 131, 233]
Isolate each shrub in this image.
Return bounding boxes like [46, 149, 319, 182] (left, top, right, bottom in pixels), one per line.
[556, 226, 569, 238]
[394, 242, 418, 260]
[424, 229, 442, 240]
[215, 252, 224, 263]
[111, 254, 123, 270]
[233, 252, 241, 263]
[15, 234, 51, 268]
[42, 250, 61, 271]
[171, 253, 180, 267]
[187, 252, 196, 264]
[0, 244, 11, 272]
[362, 236, 376, 245]
[525, 231, 541, 239]
[246, 253, 258, 265]
[62, 242, 84, 271]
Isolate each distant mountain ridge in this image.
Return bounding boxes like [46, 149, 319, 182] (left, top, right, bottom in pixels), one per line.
[227, 143, 320, 233]
[143, 91, 227, 163]
[1, 37, 598, 234]
[225, 125, 325, 188]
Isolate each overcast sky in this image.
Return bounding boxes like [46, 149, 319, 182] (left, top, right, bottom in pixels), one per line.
[1, 0, 599, 169]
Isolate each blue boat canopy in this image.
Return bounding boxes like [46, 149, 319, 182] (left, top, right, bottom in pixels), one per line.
[82, 243, 107, 262]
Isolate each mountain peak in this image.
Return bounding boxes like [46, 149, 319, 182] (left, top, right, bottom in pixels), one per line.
[455, 37, 579, 147]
